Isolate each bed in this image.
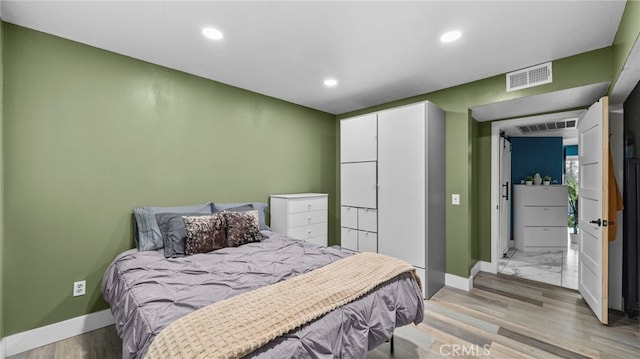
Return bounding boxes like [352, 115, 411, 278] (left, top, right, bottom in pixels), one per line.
[103, 217, 423, 358]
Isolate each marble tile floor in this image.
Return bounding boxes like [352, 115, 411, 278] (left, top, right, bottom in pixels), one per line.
[498, 236, 578, 290]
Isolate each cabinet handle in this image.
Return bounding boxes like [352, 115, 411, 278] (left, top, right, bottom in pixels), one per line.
[307, 203, 311, 209]
[307, 216, 311, 222]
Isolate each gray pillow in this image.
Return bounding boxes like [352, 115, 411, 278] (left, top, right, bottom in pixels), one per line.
[213, 202, 269, 230]
[224, 204, 254, 212]
[133, 202, 213, 251]
[156, 212, 210, 258]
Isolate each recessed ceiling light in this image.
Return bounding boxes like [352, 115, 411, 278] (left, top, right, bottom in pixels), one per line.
[324, 78, 338, 87]
[440, 30, 462, 43]
[202, 27, 223, 40]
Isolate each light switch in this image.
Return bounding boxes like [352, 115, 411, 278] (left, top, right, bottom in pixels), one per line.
[452, 194, 460, 205]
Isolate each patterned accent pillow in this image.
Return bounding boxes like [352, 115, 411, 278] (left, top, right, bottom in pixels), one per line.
[224, 210, 262, 247]
[183, 212, 227, 255]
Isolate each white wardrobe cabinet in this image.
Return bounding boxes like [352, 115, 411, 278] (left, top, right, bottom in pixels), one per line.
[340, 101, 445, 299]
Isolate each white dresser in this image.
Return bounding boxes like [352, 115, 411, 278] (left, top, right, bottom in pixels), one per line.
[269, 193, 328, 247]
[514, 185, 568, 251]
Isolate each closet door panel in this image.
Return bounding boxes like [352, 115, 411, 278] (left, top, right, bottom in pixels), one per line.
[340, 162, 377, 208]
[340, 114, 377, 163]
[377, 103, 426, 268]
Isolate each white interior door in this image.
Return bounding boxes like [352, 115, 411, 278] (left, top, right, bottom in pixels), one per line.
[578, 96, 609, 325]
[499, 136, 512, 257]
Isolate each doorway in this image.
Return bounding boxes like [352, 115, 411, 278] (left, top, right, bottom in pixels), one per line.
[491, 110, 582, 290]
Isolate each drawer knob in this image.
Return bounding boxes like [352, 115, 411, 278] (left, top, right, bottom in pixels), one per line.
[308, 216, 311, 222]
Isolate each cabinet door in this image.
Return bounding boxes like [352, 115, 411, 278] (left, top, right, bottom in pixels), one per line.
[341, 162, 377, 208]
[340, 114, 377, 163]
[378, 103, 426, 268]
[341, 227, 358, 251]
[341, 206, 358, 229]
[358, 208, 377, 232]
[358, 231, 378, 253]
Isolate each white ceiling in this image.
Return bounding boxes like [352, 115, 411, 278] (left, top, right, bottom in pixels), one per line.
[0, 0, 629, 115]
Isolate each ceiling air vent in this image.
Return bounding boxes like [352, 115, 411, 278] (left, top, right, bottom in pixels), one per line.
[517, 118, 576, 134]
[506, 62, 552, 92]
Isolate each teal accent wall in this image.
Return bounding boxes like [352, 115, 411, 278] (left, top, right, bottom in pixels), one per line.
[565, 145, 579, 157]
[511, 137, 564, 184]
[2, 23, 336, 335]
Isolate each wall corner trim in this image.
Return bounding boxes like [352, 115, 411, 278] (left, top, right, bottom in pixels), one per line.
[4, 309, 114, 356]
[479, 260, 495, 274]
[445, 261, 482, 291]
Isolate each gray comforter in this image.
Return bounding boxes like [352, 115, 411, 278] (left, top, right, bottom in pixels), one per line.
[102, 232, 424, 358]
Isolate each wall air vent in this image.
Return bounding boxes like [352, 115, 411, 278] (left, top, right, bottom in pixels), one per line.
[506, 62, 552, 92]
[517, 118, 577, 134]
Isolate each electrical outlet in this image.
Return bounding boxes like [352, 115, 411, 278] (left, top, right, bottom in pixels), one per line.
[73, 280, 86, 297]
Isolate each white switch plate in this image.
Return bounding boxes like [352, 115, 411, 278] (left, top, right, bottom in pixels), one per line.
[452, 194, 460, 205]
[73, 280, 86, 297]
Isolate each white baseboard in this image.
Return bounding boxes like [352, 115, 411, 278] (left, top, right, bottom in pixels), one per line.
[4, 309, 114, 357]
[445, 272, 473, 291]
[445, 261, 483, 292]
[470, 261, 481, 278]
[1, 337, 5, 359]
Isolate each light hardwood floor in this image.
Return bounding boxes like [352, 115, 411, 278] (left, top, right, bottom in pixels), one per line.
[9, 272, 639, 358]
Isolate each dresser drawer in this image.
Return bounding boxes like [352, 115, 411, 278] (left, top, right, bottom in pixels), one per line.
[288, 210, 327, 228]
[341, 206, 358, 229]
[521, 206, 567, 226]
[341, 227, 358, 251]
[358, 231, 377, 253]
[289, 197, 328, 213]
[358, 208, 377, 232]
[518, 186, 568, 206]
[289, 222, 327, 240]
[523, 227, 567, 247]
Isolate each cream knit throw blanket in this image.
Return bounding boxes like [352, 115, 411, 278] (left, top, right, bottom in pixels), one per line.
[145, 252, 420, 359]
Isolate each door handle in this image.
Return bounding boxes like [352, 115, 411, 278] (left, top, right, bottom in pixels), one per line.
[502, 181, 509, 200]
[589, 219, 601, 227]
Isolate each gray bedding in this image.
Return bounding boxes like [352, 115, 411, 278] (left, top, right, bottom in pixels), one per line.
[102, 232, 424, 358]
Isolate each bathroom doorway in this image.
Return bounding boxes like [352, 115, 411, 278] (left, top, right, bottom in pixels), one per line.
[493, 111, 581, 290]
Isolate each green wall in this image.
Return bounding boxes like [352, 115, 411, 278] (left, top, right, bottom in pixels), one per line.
[338, 47, 613, 278]
[613, 0, 640, 91]
[2, 23, 336, 335]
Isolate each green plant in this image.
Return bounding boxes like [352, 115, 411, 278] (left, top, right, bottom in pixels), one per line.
[543, 175, 551, 182]
[525, 175, 533, 181]
[567, 178, 579, 234]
